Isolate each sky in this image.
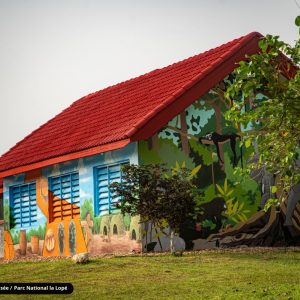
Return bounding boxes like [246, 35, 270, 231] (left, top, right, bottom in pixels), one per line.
[0, 0, 299, 156]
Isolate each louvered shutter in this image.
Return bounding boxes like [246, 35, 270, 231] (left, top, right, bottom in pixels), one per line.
[49, 172, 80, 222]
[10, 183, 37, 228]
[95, 161, 128, 215]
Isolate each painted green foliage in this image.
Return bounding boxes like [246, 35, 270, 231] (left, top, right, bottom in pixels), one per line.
[11, 223, 47, 245]
[80, 199, 101, 234]
[139, 79, 260, 242]
[216, 179, 250, 225]
[3, 204, 10, 230]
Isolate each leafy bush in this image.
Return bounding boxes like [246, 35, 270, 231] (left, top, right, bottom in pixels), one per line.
[110, 164, 200, 253]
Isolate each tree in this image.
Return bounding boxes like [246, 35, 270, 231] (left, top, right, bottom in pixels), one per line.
[225, 19, 300, 205]
[109, 164, 199, 254]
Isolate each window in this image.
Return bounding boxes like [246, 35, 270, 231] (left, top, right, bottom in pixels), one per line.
[94, 161, 128, 216]
[48, 172, 80, 222]
[9, 182, 37, 228]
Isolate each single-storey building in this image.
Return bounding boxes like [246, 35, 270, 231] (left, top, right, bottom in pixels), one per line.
[1, 31, 291, 259]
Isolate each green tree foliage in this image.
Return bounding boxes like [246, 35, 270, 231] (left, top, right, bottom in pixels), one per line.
[225, 21, 300, 200]
[110, 164, 199, 254]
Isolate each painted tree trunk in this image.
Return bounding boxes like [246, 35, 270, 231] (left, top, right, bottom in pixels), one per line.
[147, 134, 159, 151]
[212, 102, 224, 165]
[207, 206, 298, 247]
[19, 230, 27, 255]
[180, 111, 189, 155]
[31, 235, 39, 254]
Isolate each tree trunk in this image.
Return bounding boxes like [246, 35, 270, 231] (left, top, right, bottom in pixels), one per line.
[154, 227, 163, 251]
[144, 222, 148, 253]
[170, 229, 175, 255]
[150, 223, 153, 242]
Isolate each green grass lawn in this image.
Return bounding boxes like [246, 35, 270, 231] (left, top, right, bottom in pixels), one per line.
[0, 249, 300, 299]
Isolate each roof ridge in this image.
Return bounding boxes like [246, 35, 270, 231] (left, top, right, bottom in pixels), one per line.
[0, 31, 263, 174]
[84, 36, 244, 97]
[1, 33, 255, 159]
[68, 33, 256, 105]
[126, 31, 263, 138]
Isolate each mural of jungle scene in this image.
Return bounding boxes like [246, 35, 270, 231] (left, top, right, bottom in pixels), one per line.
[138, 78, 283, 250]
[2, 143, 140, 259]
[2, 77, 299, 259]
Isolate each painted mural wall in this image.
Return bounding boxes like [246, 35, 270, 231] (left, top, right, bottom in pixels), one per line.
[139, 80, 261, 251]
[2, 143, 142, 259]
[0, 192, 3, 258]
[0, 224, 3, 257]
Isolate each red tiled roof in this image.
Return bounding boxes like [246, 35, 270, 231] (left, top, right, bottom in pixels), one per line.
[0, 32, 262, 176]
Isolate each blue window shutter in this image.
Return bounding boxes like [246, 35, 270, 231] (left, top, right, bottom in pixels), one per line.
[94, 161, 128, 216]
[49, 172, 80, 222]
[10, 182, 37, 229]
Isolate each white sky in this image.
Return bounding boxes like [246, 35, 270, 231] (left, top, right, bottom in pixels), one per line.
[0, 0, 299, 155]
